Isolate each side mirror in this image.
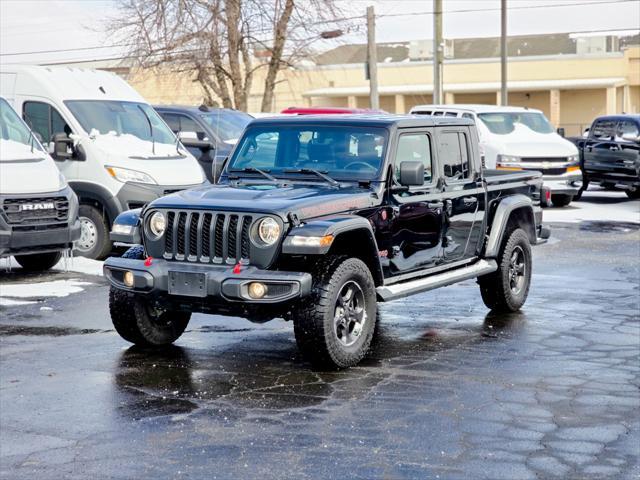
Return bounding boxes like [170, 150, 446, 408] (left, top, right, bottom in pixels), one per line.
[556, 127, 565, 137]
[399, 161, 424, 186]
[179, 131, 215, 151]
[52, 133, 72, 160]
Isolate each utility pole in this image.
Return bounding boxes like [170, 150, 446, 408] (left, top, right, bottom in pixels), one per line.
[433, 0, 443, 104]
[500, 0, 508, 105]
[367, 6, 379, 109]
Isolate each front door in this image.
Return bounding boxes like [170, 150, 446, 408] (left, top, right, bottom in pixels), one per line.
[436, 128, 483, 263]
[584, 118, 618, 175]
[383, 129, 444, 276]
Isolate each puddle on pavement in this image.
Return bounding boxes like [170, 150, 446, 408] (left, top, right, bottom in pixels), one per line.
[0, 324, 101, 336]
[579, 221, 640, 233]
[112, 310, 527, 420]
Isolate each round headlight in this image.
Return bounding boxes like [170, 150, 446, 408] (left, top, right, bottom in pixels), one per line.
[148, 211, 166, 238]
[257, 217, 280, 245]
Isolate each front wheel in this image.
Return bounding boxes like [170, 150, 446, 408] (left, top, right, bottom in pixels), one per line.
[478, 228, 532, 313]
[551, 194, 573, 207]
[75, 205, 111, 260]
[292, 256, 377, 369]
[14, 251, 62, 272]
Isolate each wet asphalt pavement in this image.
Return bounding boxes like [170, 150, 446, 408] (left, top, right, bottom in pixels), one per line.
[1, 221, 639, 479]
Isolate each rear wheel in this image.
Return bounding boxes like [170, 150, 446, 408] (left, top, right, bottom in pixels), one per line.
[551, 194, 572, 207]
[108, 246, 191, 346]
[478, 228, 532, 313]
[14, 251, 62, 272]
[292, 256, 377, 369]
[76, 205, 111, 260]
[625, 189, 640, 199]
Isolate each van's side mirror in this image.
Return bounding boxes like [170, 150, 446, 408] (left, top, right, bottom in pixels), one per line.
[52, 133, 72, 160]
[399, 161, 424, 186]
[556, 127, 565, 137]
[179, 131, 215, 151]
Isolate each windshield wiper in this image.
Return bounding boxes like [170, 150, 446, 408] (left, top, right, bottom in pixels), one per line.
[229, 167, 278, 182]
[283, 168, 339, 186]
[137, 105, 155, 155]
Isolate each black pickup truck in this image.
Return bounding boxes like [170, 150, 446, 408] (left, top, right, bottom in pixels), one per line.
[568, 114, 640, 199]
[105, 115, 549, 368]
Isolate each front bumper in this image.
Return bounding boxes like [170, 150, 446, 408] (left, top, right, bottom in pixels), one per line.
[103, 257, 312, 304]
[0, 220, 81, 257]
[542, 171, 582, 196]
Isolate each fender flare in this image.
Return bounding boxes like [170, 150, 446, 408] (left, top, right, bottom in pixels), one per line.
[68, 181, 122, 226]
[110, 208, 143, 244]
[484, 194, 535, 258]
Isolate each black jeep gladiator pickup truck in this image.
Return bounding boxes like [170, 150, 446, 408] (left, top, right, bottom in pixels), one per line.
[568, 114, 640, 199]
[104, 115, 550, 368]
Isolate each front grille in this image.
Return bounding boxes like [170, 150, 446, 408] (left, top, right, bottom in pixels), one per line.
[162, 211, 254, 264]
[520, 157, 570, 163]
[523, 167, 567, 176]
[1, 196, 69, 226]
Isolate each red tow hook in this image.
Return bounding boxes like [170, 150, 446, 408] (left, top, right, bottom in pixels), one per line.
[144, 257, 153, 267]
[233, 263, 242, 274]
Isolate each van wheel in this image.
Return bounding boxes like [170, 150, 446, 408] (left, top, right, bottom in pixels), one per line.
[109, 245, 190, 346]
[14, 252, 62, 272]
[478, 228, 532, 313]
[292, 256, 377, 369]
[551, 194, 572, 207]
[76, 205, 111, 260]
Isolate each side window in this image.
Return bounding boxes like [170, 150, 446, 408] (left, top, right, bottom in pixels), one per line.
[617, 121, 639, 141]
[462, 113, 474, 121]
[160, 113, 180, 133]
[445, 112, 458, 117]
[439, 131, 470, 181]
[178, 115, 207, 140]
[23, 101, 70, 144]
[590, 120, 616, 140]
[395, 133, 433, 184]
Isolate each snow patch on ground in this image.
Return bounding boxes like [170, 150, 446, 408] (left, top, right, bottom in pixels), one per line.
[0, 298, 37, 306]
[544, 190, 640, 224]
[1, 256, 104, 276]
[0, 280, 92, 299]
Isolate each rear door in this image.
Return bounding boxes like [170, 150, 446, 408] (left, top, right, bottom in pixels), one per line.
[385, 128, 444, 276]
[436, 127, 484, 263]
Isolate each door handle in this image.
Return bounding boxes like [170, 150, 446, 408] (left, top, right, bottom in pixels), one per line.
[586, 146, 593, 152]
[427, 201, 444, 209]
[463, 197, 478, 206]
[609, 146, 620, 151]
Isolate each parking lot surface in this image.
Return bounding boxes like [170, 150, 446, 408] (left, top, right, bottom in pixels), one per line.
[1, 195, 639, 479]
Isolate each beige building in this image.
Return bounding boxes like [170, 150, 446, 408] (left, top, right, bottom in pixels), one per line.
[122, 33, 640, 136]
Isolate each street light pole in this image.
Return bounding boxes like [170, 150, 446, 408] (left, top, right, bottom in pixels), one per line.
[367, 6, 379, 110]
[433, 0, 443, 104]
[500, 0, 508, 106]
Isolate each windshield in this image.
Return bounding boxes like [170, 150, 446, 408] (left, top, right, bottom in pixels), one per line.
[0, 98, 45, 152]
[478, 112, 554, 135]
[65, 100, 175, 144]
[200, 110, 252, 142]
[227, 125, 388, 181]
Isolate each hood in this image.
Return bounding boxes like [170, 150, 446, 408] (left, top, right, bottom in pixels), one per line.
[0, 139, 66, 194]
[487, 124, 578, 158]
[81, 132, 205, 186]
[149, 183, 377, 221]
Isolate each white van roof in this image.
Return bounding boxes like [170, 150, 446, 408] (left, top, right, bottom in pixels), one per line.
[410, 104, 543, 114]
[0, 64, 146, 104]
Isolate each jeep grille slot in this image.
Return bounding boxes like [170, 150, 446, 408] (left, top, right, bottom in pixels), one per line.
[1, 196, 69, 226]
[162, 210, 255, 264]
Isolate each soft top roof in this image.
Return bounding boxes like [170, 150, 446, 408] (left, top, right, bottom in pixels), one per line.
[248, 114, 474, 128]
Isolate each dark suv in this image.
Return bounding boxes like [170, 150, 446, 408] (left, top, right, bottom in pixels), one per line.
[154, 105, 252, 182]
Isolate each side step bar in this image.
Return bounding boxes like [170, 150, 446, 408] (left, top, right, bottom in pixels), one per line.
[376, 259, 498, 302]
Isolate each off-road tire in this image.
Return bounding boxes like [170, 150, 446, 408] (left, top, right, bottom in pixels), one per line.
[76, 205, 111, 260]
[625, 189, 640, 199]
[14, 252, 62, 272]
[292, 256, 377, 369]
[109, 246, 190, 346]
[478, 228, 532, 313]
[551, 194, 572, 207]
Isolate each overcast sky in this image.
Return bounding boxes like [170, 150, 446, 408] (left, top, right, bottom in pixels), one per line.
[1, 0, 639, 64]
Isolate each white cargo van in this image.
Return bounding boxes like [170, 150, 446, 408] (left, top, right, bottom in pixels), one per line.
[0, 96, 80, 270]
[410, 104, 581, 207]
[0, 65, 206, 258]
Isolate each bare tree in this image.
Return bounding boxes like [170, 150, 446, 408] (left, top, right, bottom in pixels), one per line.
[110, 0, 350, 112]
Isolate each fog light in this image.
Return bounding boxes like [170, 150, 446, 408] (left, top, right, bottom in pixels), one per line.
[248, 282, 267, 299]
[123, 271, 135, 288]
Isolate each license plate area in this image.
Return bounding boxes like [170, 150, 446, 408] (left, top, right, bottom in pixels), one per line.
[168, 271, 207, 297]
